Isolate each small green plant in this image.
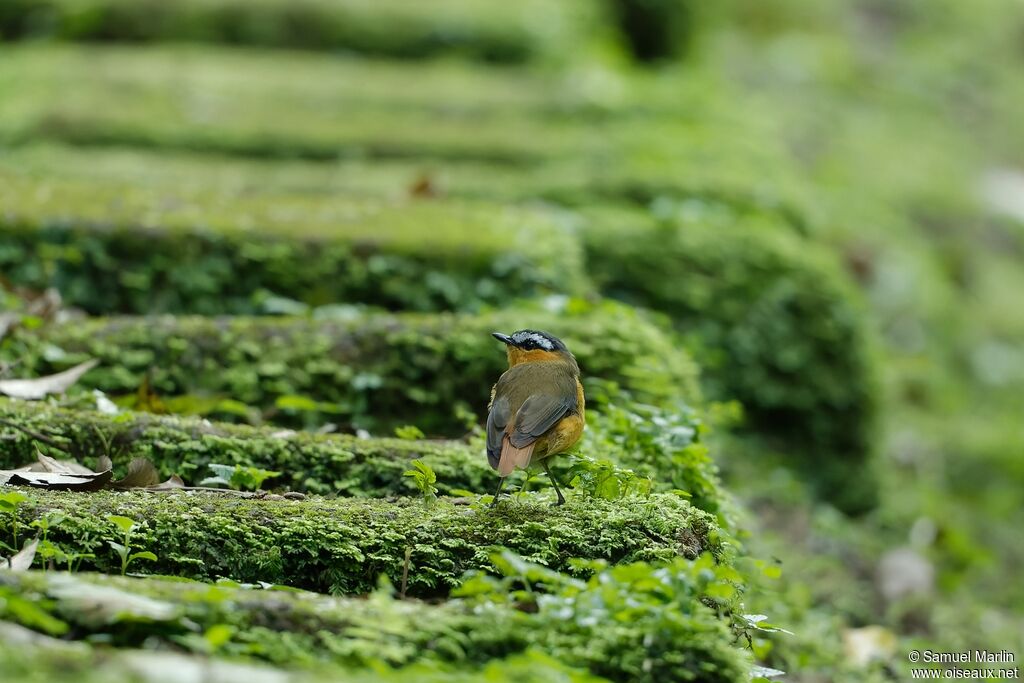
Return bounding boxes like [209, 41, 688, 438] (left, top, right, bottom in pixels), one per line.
[30, 510, 66, 571]
[394, 425, 425, 440]
[565, 456, 652, 500]
[106, 515, 157, 576]
[403, 459, 438, 507]
[200, 463, 281, 491]
[0, 490, 28, 553]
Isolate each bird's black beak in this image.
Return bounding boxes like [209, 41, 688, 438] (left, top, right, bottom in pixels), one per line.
[492, 332, 513, 345]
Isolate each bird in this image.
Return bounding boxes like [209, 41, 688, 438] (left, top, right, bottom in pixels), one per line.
[486, 330, 585, 506]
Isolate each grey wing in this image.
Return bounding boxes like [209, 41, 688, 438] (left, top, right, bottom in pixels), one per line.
[486, 393, 511, 469]
[507, 393, 576, 448]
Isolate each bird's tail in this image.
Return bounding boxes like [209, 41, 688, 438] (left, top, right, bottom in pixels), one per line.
[498, 436, 535, 477]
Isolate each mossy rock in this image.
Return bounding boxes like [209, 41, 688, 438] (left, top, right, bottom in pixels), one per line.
[582, 205, 881, 513]
[0, 141, 811, 252]
[0, 304, 700, 433]
[0, 168, 586, 314]
[0, 44, 579, 162]
[0, 395, 731, 519]
[0, 0, 601, 63]
[0, 45, 806, 186]
[0, 398, 494, 497]
[0, 565, 749, 682]
[0, 489, 720, 595]
[0, 638, 608, 683]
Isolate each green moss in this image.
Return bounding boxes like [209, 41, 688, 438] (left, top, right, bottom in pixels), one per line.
[0, 44, 580, 162]
[0, 45, 808, 189]
[0, 561, 748, 682]
[0, 167, 586, 314]
[0, 489, 720, 595]
[0, 390, 733, 519]
[0, 398, 494, 496]
[0, 640, 608, 683]
[0, 303, 700, 432]
[0, 0, 601, 63]
[583, 205, 881, 513]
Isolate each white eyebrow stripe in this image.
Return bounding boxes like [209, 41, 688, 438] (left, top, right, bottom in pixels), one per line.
[512, 331, 554, 350]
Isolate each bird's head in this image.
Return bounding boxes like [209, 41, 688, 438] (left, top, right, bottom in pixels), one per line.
[491, 330, 576, 368]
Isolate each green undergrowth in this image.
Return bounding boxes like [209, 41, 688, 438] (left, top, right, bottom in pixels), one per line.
[0, 171, 586, 314]
[0, 398, 492, 497]
[0, 303, 700, 432]
[0, 44, 580, 162]
[0, 489, 720, 595]
[0, 141, 810, 235]
[583, 205, 881, 513]
[0, 45, 806, 193]
[0, 554, 752, 682]
[0, 641, 608, 683]
[0, 0, 605, 63]
[0, 392, 732, 517]
[0, 387, 732, 520]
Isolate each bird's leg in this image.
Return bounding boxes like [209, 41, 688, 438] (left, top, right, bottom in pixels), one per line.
[541, 460, 566, 507]
[490, 477, 508, 508]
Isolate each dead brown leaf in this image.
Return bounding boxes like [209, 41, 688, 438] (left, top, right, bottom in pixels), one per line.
[34, 453, 95, 475]
[0, 359, 99, 400]
[2, 537, 39, 571]
[0, 468, 112, 491]
[110, 458, 161, 489]
[148, 474, 185, 491]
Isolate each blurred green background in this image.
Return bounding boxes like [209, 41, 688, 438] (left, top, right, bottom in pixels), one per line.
[1, 0, 1022, 680]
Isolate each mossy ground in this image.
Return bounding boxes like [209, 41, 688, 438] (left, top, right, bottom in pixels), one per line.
[1, 0, 1022, 681]
[0, 489, 719, 594]
[0, 304, 700, 433]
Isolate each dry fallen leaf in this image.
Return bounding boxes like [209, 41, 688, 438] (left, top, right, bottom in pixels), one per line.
[0, 468, 113, 491]
[2, 537, 39, 571]
[110, 458, 161, 489]
[35, 453, 96, 475]
[0, 359, 99, 400]
[148, 474, 185, 491]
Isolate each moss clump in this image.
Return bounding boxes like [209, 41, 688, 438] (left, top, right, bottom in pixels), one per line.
[0, 489, 719, 595]
[0, 398, 494, 496]
[0, 304, 700, 433]
[0, 171, 586, 315]
[0, 564, 749, 682]
[0, 0, 599, 63]
[0, 640, 607, 683]
[584, 206, 881, 513]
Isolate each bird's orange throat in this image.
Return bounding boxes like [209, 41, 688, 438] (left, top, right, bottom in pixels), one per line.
[505, 347, 566, 367]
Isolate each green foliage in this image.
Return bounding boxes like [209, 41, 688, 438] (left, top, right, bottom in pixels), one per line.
[0, 0, 600, 63]
[105, 515, 157, 575]
[403, 460, 438, 508]
[28, 509, 94, 573]
[0, 304, 700, 432]
[584, 206, 881, 513]
[394, 425, 426, 440]
[199, 463, 280, 491]
[0, 168, 585, 315]
[583, 386, 729, 519]
[0, 397, 494, 497]
[565, 456, 652, 500]
[0, 488, 721, 595]
[456, 552, 752, 682]
[0, 490, 29, 552]
[0, 559, 750, 682]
